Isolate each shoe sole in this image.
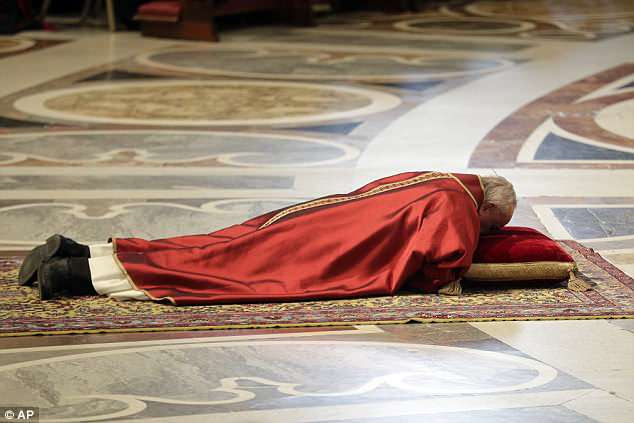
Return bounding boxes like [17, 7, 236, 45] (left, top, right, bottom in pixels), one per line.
[18, 235, 63, 287]
[18, 245, 45, 286]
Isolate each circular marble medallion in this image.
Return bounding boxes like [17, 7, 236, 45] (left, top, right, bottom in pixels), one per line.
[1, 340, 558, 422]
[595, 98, 634, 140]
[0, 37, 35, 54]
[13, 80, 401, 126]
[394, 17, 534, 35]
[517, 29, 595, 40]
[466, 0, 634, 20]
[137, 46, 512, 82]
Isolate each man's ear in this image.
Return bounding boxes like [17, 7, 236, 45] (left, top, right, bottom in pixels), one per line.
[480, 202, 496, 212]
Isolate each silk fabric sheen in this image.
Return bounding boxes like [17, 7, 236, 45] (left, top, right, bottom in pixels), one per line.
[473, 226, 574, 264]
[113, 171, 484, 305]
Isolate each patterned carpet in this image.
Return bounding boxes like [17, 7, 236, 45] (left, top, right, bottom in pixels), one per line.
[0, 241, 632, 337]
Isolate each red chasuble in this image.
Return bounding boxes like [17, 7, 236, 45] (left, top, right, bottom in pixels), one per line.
[112, 171, 484, 305]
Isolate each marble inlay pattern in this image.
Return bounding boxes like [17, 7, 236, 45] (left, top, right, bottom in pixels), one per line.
[1, 3, 634, 421]
[533, 204, 634, 242]
[0, 115, 50, 128]
[552, 207, 634, 241]
[470, 64, 634, 168]
[0, 339, 577, 421]
[0, 131, 359, 167]
[13, 80, 402, 127]
[596, 97, 634, 139]
[0, 174, 294, 190]
[231, 28, 532, 53]
[0, 198, 299, 249]
[137, 45, 513, 82]
[325, 407, 595, 423]
[317, 0, 634, 41]
[394, 17, 536, 35]
[521, 198, 634, 278]
[465, 0, 634, 37]
[0, 36, 69, 59]
[0, 37, 34, 54]
[463, 0, 634, 40]
[79, 70, 173, 82]
[532, 133, 634, 162]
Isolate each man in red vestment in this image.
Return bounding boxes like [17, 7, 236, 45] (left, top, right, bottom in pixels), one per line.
[19, 171, 516, 304]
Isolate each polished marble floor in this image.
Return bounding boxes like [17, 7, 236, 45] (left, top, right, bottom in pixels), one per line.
[0, 0, 633, 421]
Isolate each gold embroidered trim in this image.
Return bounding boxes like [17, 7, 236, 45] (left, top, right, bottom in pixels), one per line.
[259, 172, 455, 229]
[448, 174, 478, 209]
[464, 261, 576, 281]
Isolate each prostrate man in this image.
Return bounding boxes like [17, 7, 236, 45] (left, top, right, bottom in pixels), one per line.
[19, 171, 516, 304]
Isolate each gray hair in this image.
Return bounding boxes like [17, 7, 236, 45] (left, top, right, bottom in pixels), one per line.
[481, 176, 517, 217]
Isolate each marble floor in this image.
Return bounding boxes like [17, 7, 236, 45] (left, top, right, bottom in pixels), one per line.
[0, 0, 633, 421]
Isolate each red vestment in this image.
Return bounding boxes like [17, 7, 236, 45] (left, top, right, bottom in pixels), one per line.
[112, 171, 484, 305]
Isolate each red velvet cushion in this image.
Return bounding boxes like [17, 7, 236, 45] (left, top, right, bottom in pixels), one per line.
[463, 226, 576, 282]
[137, 1, 182, 19]
[474, 226, 573, 264]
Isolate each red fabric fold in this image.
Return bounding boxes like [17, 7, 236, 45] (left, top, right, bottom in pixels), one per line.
[114, 171, 484, 305]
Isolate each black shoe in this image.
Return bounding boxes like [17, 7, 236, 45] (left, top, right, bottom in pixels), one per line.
[18, 244, 47, 286]
[38, 257, 95, 300]
[19, 235, 90, 287]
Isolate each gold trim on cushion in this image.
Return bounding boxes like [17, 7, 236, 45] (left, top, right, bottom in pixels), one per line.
[464, 261, 576, 281]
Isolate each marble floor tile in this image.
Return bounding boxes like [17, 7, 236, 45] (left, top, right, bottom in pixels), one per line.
[0, 32, 178, 98]
[551, 207, 634, 240]
[470, 320, 634, 399]
[0, 130, 360, 167]
[563, 389, 634, 423]
[608, 319, 634, 333]
[1, 1, 633, 421]
[359, 34, 634, 169]
[109, 392, 599, 422]
[318, 1, 634, 42]
[13, 80, 402, 127]
[0, 324, 607, 422]
[228, 27, 534, 54]
[0, 197, 300, 248]
[313, 406, 596, 423]
[135, 44, 514, 82]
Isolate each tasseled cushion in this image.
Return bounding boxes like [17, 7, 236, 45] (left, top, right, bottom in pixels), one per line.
[464, 226, 591, 291]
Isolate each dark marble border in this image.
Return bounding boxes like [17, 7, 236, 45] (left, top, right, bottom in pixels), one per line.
[0, 323, 356, 349]
[0, 38, 69, 59]
[318, 5, 634, 41]
[469, 63, 634, 168]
